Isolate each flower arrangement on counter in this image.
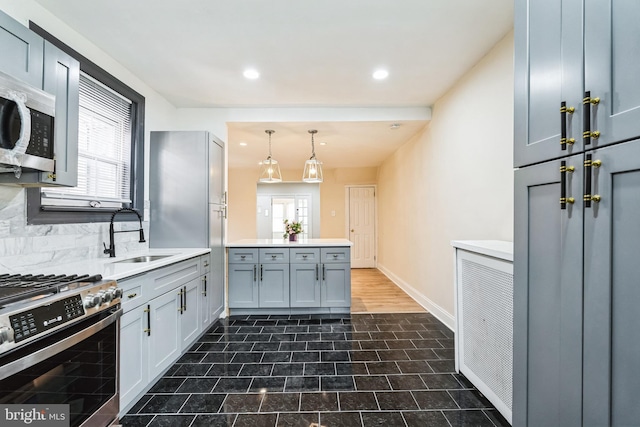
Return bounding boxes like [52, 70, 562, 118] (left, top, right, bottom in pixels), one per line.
[283, 219, 303, 238]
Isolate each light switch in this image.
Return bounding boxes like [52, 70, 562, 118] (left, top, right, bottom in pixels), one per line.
[331, 210, 336, 217]
[264, 209, 269, 216]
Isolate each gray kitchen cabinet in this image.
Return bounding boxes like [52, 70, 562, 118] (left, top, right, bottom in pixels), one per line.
[515, 0, 640, 167]
[584, 1, 640, 149]
[0, 12, 80, 187]
[290, 262, 321, 307]
[148, 289, 181, 381]
[514, 156, 584, 427]
[119, 306, 148, 410]
[199, 273, 210, 330]
[0, 9, 44, 87]
[582, 141, 640, 426]
[229, 246, 351, 313]
[321, 262, 351, 307]
[228, 263, 259, 308]
[514, 0, 582, 167]
[38, 41, 79, 186]
[180, 278, 201, 351]
[515, 0, 640, 424]
[258, 263, 289, 308]
[118, 254, 210, 416]
[227, 250, 289, 308]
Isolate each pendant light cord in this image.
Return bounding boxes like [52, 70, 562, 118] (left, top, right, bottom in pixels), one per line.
[309, 129, 318, 160]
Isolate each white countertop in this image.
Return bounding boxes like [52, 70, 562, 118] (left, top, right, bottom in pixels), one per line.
[451, 240, 513, 262]
[29, 248, 211, 281]
[228, 238, 353, 248]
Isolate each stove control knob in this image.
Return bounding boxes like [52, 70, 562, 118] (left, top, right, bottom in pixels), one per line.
[99, 290, 112, 303]
[110, 287, 123, 300]
[84, 294, 100, 308]
[0, 326, 13, 345]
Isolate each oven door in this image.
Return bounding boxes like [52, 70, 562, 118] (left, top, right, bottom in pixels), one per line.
[0, 306, 122, 427]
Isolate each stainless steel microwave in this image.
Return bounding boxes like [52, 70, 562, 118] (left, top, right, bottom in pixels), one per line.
[0, 70, 55, 173]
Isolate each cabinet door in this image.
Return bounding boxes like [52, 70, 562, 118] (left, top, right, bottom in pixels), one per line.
[514, 0, 583, 167]
[583, 141, 640, 426]
[200, 274, 211, 330]
[180, 279, 201, 351]
[290, 263, 320, 307]
[228, 263, 258, 308]
[0, 10, 43, 87]
[40, 41, 79, 187]
[119, 307, 148, 413]
[259, 263, 289, 308]
[585, 1, 640, 149]
[513, 156, 583, 427]
[321, 263, 351, 307]
[208, 135, 225, 205]
[148, 291, 181, 379]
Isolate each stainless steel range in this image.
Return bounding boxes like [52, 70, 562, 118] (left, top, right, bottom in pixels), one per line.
[0, 273, 123, 427]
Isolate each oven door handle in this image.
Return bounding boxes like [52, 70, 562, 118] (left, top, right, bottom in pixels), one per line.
[0, 308, 122, 381]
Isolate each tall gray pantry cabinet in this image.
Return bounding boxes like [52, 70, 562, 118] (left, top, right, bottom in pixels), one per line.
[514, 1, 640, 426]
[149, 131, 226, 323]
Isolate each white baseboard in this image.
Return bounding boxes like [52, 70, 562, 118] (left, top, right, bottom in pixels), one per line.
[376, 263, 455, 331]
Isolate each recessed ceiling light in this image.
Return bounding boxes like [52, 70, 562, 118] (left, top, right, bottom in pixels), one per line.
[239, 142, 247, 146]
[373, 69, 389, 80]
[243, 69, 260, 79]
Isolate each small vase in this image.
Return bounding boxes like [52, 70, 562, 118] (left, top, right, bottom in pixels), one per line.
[289, 233, 298, 242]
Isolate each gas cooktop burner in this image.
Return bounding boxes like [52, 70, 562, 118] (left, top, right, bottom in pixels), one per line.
[0, 273, 103, 307]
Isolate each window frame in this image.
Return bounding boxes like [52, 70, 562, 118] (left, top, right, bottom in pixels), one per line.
[26, 22, 145, 225]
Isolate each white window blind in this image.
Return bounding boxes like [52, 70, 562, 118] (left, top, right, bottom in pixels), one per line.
[42, 72, 132, 208]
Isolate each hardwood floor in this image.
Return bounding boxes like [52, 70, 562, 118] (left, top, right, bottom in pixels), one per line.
[350, 268, 426, 313]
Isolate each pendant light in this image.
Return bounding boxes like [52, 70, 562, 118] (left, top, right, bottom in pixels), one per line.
[302, 129, 324, 183]
[259, 129, 282, 183]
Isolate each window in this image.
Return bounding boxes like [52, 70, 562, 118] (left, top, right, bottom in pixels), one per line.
[42, 73, 132, 209]
[27, 23, 145, 225]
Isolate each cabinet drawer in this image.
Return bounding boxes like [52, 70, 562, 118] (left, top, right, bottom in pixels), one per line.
[200, 254, 211, 273]
[260, 248, 290, 263]
[290, 248, 320, 263]
[150, 257, 200, 298]
[321, 247, 350, 263]
[229, 249, 258, 263]
[119, 274, 149, 311]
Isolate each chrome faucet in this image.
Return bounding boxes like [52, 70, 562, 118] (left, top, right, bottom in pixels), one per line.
[103, 208, 146, 258]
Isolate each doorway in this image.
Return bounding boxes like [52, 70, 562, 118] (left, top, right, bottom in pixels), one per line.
[345, 185, 376, 268]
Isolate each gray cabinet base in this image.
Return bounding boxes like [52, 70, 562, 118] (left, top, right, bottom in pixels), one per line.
[229, 307, 350, 316]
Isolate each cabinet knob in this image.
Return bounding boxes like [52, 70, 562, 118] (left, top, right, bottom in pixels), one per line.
[272, 255, 277, 260]
[127, 293, 137, 299]
[592, 159, 602, 168]
[591, 195, 601, 203]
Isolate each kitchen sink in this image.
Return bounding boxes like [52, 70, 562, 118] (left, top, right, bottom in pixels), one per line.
[113, 255, 172, 264]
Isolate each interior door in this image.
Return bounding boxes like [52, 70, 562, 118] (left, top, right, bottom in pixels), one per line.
[348, 186, 375, 268]
[583, 140, 640, 426]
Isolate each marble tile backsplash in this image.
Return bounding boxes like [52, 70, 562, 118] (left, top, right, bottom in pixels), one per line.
[0, 187, 149, 274]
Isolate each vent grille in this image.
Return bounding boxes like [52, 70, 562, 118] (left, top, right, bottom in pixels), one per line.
[460, 258, 513, 411]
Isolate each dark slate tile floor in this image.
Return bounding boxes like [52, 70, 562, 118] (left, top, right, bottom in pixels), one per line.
[120, 312, 510, 427]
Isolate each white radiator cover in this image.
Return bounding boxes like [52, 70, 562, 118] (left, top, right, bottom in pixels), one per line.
[453, 241, 513, 424]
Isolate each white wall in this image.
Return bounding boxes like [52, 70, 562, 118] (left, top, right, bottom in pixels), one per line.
[377, 31, 515, 328]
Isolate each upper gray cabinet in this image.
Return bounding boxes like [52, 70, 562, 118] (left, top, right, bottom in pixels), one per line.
[514, 0, 583, 167]
[515, 0, 640, 167]
[584, 1, 640, 149]
[40, 41, 79, 187]
[0, 10, 43, 88]
[0, 11, 79, 187]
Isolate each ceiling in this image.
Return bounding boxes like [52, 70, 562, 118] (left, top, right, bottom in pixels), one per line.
[32, 0, 514, 169]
